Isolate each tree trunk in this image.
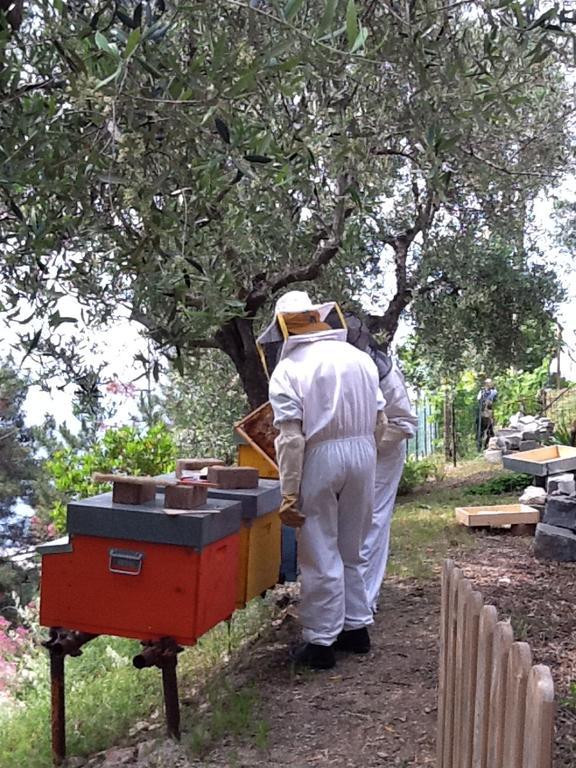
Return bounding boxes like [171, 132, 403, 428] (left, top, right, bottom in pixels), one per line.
[366, 240, 412, 349]
[215, 317, 269, 410]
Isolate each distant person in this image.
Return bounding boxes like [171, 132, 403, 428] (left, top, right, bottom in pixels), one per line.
[477, 378, 498, 450]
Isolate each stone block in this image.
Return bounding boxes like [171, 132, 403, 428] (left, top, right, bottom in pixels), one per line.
[504, 435, 521, 451]
[207, 466, 260, 489]
[543, 495, 576, 530]
[164, 484, 208, 510]
[519, 485, 547, 507]
[520, 431, 538, 442]
[519, 440, 539, 451]
[534, 522, 576, 561]
[484, 449, 502, 464]
[546, 473, 576, 496]
[112, 481, 155, 505]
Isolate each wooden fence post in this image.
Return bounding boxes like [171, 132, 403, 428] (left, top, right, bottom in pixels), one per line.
[472, 605, 498, 768]
[502, 642, 532, 768]
[452, 577, 472, 767]
[522, 665, 555, 768]
[460, 590, 483, 768]
[437, 560, 455, 768]
[441, 565, 462, 768]
[486, 620, 513, 768]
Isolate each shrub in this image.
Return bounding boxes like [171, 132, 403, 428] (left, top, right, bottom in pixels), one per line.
[398, 455, 443, 496]
[45, 423, 177, 531]
[464, 473, 532, 496]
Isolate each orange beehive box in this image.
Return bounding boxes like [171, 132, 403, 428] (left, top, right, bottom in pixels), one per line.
[38, 493, 242, 646]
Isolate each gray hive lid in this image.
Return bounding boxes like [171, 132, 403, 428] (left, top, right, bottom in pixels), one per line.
[67, 492, 242, 548]
[155, 474, 281, 520]
[208, 479, 281, 519]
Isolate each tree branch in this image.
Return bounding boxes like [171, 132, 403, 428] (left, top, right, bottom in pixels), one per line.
[461, 147, 556, 179]
[131, 308, 220, 350]
[244, 174, 351, 314]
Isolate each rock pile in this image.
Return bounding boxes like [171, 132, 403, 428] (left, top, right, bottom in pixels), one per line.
[534, 471, 576, 562]
[484, 413, 554, 463]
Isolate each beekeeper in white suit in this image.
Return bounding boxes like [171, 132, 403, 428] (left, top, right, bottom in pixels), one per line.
[257, 291, 386, 670]
[346, 314, 418, 612]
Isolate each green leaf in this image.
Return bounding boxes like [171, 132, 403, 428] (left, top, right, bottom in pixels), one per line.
[317, 0, 338, 38]
[49, 312, 78, 328]
[97, 172, 130, 184]
[351, 26, 368, 53]
[22, 329, 42, 362]
[95, 31, 119, 59]
[284, 0, 306, 21]
[317, 23, 346, 42]
[346, 0, 359, 49]
[95, 63, 123, 90]
[125, 28, 142, 58]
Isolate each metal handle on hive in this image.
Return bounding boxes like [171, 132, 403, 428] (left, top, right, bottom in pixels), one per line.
[108, 549, 144, 575]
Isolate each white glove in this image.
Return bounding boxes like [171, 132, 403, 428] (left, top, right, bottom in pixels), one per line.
[274, 420, 305, 497]
[379, 423, 410, 444]
[374, 410, 388, 450]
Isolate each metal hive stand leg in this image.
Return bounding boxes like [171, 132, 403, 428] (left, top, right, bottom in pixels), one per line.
[43, 628, 98, 765]
[133, 637, 183, 740]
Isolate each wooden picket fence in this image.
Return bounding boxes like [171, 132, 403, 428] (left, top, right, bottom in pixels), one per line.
[437, 560, 555, 768]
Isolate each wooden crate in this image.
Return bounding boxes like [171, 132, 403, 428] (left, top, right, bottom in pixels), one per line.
[455, 504, 540, 528]
[234, 402, 279, 479]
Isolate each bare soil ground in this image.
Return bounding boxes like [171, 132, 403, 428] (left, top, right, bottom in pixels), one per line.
[459, 532, 576, 768]
[181, 534, 576, 768]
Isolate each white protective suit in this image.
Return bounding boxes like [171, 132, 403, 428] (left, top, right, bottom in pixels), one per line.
[362, 361, 417, 612]
[264, 297, 385, 647]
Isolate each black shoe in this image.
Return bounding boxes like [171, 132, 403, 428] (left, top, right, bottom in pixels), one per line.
[290, 643, 336, 670]
[333, 627, 371, 654]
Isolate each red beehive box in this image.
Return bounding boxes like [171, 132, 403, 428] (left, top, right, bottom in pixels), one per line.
[155, 474, 282, 609]
[37, 492, 242, 646]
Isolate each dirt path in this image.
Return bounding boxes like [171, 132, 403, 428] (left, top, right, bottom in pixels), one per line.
[187, 580, 439, 768]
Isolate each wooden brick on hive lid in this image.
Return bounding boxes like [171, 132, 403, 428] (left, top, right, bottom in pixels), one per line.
[92, 473, 157, 505]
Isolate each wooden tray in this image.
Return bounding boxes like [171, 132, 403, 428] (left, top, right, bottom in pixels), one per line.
[455, 504, 540, 528]
[502, 445, 576, 476]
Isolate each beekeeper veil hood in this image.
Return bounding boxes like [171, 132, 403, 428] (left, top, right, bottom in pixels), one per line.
[257, 290, 347, 377]
[345, 312, 393, 382]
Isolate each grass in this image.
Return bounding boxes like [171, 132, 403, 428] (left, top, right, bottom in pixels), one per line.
[389, 458, 519, 580]
[183, 681, 268, 758]
[0, 635, 161, 768]
[0, 599, 273, 768]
